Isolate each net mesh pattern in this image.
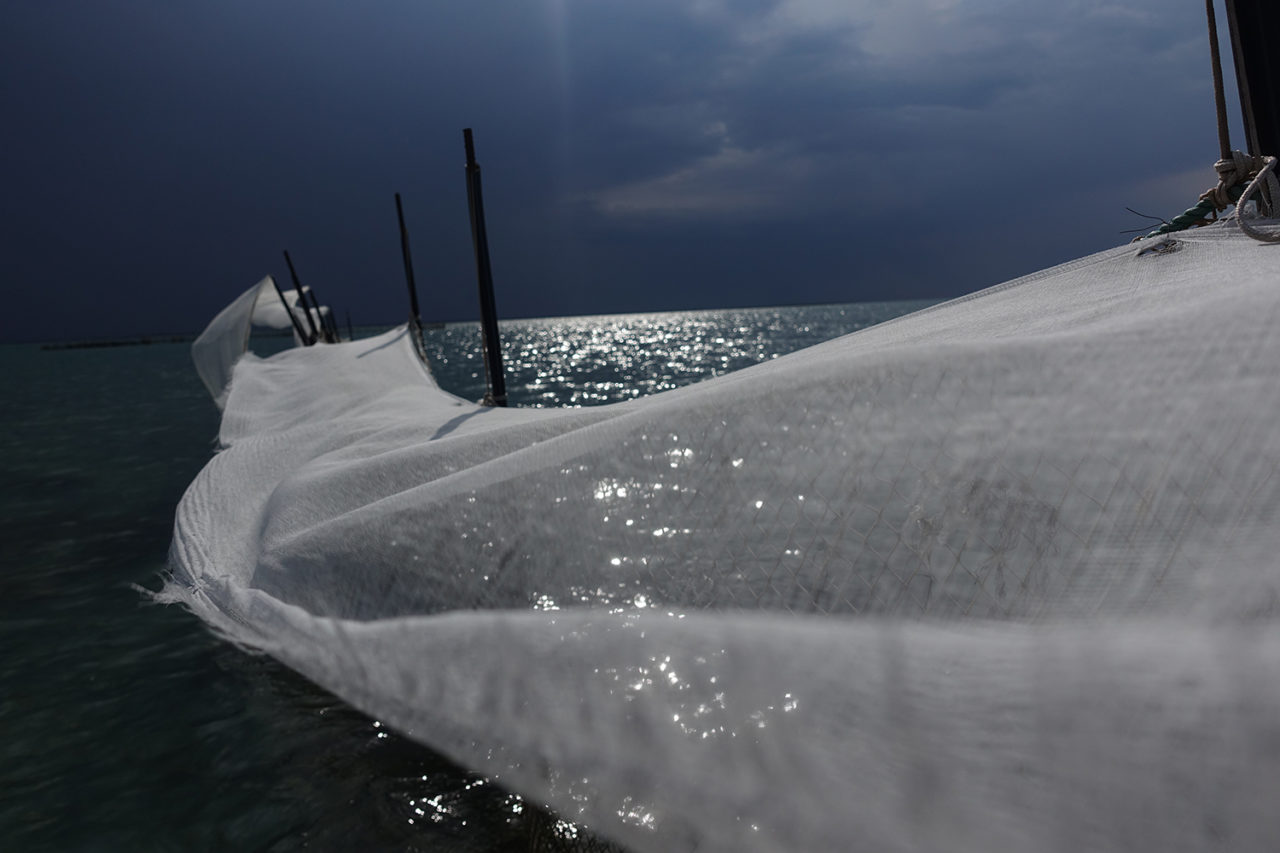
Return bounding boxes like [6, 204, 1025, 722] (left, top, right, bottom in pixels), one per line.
[167, 223, 1280, 852]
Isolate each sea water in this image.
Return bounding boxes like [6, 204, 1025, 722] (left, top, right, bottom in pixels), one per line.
[2, 301, 931, 851]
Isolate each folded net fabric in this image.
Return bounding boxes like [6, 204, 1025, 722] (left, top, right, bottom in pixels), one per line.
[166, 222, 1280, 852]
[191, 277, 313, 408]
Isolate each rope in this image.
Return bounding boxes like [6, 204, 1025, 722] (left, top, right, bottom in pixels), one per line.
[1133, 5, 1278, 244]
[1136, 151, 1277, 242]
[1227, 155, 1280, 244]
[1199, 150, 1264, 210]
[1135, 197, 1223, 241]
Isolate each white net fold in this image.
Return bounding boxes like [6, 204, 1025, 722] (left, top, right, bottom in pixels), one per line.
[167, 222, 1280, 851]
[191, 277, 323, 407]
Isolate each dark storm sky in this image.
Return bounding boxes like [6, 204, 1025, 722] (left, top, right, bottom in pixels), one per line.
[0, 1, 1242, 342]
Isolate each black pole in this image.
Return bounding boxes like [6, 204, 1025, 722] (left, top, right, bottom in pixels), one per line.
[282, 250, 321, 344]
[319, 294, 340, 343]
[346, 309, 355, 342]
[395, 193, 425, 338]
[269, 274, 313, 346]
[1206, 0, 1232, 161]
[302, 287, 332, 343]
[319, 301, 340, 343]
[1225, 0, 1280, 160]
[463, 128, 507, 407]
[310, 289, 337, 343]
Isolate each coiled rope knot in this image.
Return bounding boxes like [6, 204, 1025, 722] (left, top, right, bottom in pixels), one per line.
[1137, 153, 1279, 243]
[1199, 150, 1269, 211]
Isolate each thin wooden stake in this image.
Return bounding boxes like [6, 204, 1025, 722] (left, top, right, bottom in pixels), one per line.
[463, 128, 508, 407]
[269, 274, 312, 346]
[283, 250, 321, 344]
[395, 193, 425, 339]
[1206, 0, 1232, 161]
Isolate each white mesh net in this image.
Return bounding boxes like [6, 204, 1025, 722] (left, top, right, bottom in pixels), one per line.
[190, 277, 261, 408]
[190, 277, 316, 407]
[166, 221, 1280, 851]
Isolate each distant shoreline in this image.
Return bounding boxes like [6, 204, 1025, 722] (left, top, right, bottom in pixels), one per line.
[41, 335, 197, 351]
[39, 329, 303, 351]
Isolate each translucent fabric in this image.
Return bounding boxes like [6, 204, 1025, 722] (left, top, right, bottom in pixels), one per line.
[249, 282, 303, 331]
[190, 277, 262, 409]
[166, 222, 1280, 851]
[191, 277, 318, 408]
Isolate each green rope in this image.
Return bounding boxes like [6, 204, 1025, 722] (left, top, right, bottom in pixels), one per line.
[1141, 184, 1244, 239]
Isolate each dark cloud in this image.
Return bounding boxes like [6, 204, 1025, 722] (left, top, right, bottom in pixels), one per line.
[0, 1, 1238, 342]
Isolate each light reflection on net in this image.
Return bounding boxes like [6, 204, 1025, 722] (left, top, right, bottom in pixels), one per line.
[377, 302, 927, 849]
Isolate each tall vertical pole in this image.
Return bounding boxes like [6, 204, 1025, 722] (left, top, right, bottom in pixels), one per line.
[463, 128, 508, 407]
[268, 274, 313, 346]
[395, 193, 425, 344]
[282, 250, 321, 344]
[1206, 0, 1232, 161]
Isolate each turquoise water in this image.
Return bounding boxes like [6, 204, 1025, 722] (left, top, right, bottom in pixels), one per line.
[1, 301, 931, 851]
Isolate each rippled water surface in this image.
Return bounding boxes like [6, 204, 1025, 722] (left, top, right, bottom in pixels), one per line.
[2, 301, 931, 851]
[423, 303, 919, 406]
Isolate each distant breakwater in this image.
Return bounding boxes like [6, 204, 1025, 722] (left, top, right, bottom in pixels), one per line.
[41, 335, 197, 351]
